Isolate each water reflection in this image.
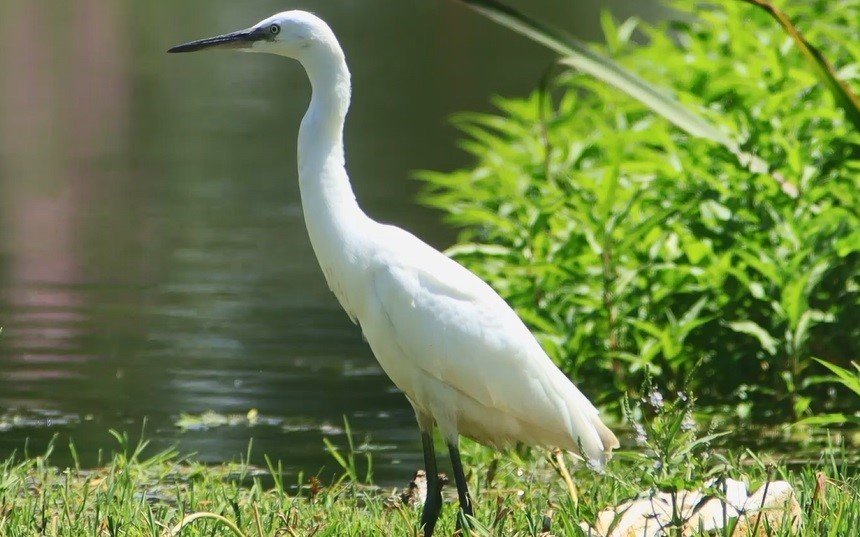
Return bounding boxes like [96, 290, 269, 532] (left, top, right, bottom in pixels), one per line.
[0, 0, 657, 482]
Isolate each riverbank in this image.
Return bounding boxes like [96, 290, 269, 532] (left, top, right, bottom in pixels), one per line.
[1, 428, 857, 536]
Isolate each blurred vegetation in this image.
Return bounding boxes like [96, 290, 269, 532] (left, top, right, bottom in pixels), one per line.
[797, 359, 860, 427]
[421, 0, 859, 419]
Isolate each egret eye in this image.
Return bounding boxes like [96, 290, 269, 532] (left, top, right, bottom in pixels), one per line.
[270, 24, 281, 35]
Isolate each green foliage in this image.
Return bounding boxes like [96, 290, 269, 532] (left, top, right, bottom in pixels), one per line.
[737, 0, 860, 129]
[452, 0, 735, 147]
[420, 0, 860, 417]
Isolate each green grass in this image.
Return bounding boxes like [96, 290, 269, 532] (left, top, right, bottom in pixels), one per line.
[1, 398, 857, 536]
[0, 437, 856, 535]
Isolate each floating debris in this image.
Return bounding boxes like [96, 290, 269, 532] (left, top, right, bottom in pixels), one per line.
[174, 410, 348, 436]
[355, 441, 397, 453]
[174, 409, 277, 431]
[582, 478, 801, 536]
[319, 422, 345, 436]
[0, 409, 81, 432]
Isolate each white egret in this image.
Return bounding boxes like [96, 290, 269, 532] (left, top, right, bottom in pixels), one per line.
[169, 11, 618, 535]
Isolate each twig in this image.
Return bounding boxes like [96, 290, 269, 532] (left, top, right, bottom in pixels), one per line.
[749, 466, 774, 536]
[253, 504, 264, 537]
[552, 450, 579, 507]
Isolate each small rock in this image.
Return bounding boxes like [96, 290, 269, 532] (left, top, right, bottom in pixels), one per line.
[582, 479, 800, 536]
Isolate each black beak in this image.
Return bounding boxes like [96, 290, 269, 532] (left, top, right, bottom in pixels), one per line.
[168, 27, 267, 53]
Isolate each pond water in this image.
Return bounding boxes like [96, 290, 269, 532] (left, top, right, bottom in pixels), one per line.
[0, 0, 704, 485]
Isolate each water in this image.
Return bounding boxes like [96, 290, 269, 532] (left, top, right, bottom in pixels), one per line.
[0, 0, 664, 484]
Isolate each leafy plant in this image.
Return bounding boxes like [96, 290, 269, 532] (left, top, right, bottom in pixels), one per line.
[422, 0, 860, 416]
[599, 384, 737, 533]
[738, 0, 860, 129]
[797, 358, 860, 426]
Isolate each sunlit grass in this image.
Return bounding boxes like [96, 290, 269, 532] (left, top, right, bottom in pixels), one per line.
[0, 413, 857, 536]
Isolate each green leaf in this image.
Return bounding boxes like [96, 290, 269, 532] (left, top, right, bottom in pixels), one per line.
[834, 231, 860, 257]
[600, 10, 620, 53]
[813, 358, 860, 397]
[452, 0, 734, 147]
[735, 250, 780, 284]
[445, 243, 512, 258]
[674, 431, 731, 458]
[699, 200, 732, 222]
[517, 308, 561, 335]
[727, 321, 778, 355]
[795, 413, 858, 427]
[780, 262, 827, 329]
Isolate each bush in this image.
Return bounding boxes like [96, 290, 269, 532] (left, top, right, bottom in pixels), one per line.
[420, 0, 859, 418]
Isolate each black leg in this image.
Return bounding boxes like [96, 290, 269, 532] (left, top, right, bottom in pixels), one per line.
[448, 439, 473, 530]
[420, 431, 442, 537]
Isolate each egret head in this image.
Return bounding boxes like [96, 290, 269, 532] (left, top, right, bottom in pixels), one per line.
[168, 11, 335, 61]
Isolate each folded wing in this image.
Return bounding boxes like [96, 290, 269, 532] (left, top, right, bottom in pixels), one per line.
[370, 234, 617, 464]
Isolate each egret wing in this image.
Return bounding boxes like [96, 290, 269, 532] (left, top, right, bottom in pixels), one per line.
[372, 259, 534, 408]
[370, 242, 615, 460]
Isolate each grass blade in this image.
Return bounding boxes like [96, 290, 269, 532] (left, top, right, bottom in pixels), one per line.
[168, 512, 247, 537]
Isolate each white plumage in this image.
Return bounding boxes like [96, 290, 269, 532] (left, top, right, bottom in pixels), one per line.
[364, 225, 618, 464]
[170, 10, 618, 532]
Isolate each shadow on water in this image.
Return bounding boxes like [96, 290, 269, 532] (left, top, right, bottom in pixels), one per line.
[17, 0, 842, 486]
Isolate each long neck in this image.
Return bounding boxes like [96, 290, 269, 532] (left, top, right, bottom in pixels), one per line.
[297, 45, 364, 227]
[296, 39, 374, 312]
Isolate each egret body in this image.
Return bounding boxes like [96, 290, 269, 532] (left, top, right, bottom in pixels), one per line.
[169, 11, 618, 535]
